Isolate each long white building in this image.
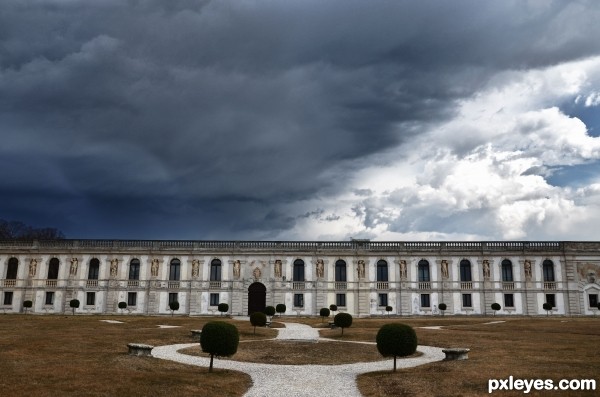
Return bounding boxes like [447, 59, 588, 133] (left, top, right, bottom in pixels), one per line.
[1, 239, 599, 316]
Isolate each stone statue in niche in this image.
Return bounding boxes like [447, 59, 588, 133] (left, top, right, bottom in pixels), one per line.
[399, 260, 407, 280]
[274, 260, 282, 278]
[524, 260, 532, 281]
[357, 260, 366, 279]
[29, 259, 37, 277]
[233, 260, 241, 279]
[316, 259, 324, 279]
[191, 259, 199, 278]
[253, 267, 261, 280]
[441, 260, 449, 279]
[483, 260, 491, 280]
[110, 259, 118, 277]
[70, 258, 78, 276]
[151, 259, 160, 278]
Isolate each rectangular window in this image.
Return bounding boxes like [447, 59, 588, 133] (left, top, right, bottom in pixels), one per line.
[336, 293, 346, 307]
[589, 294, 598, 308]
[6, 260, 18, 279]
[86, 292, 95, 306]
[45, 291, 54, 305]
[129, 262, 140, 280]
[294, 294, 304, 307]
[462, 293, 472, 308]
[504, 293, 514, 308]
[169, 292, 178, 305]
[3, 292, 13, 305]
[293, 264, 305, 282]
[128, 292, 137, 306]
[546, 294, 556, 308]
[378, 293, 388, 307]
[420, 294, 430, 308]
[209, 293, 219, 306]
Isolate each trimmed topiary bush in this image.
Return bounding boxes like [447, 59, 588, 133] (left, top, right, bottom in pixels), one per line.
[386, 305, 393, 316]
[200, 321, 239, 372]
[334, 312, 353, 336]
[543, 302, 552, 316]
[118, 301, 127, 314]
[23, 300, 32, 314]
[250, 312, 267, 334]
[264, 305, 276, 320]
[438, 303, 447, 316]
[491, 302, 501, 316]
[169, 301, 180, 317]
[218, 303, 229, 316]
[376, 323, 418, 372]
[276, 303, 286, 317]
[319, 307, 330, 322]
[329, 304, 338, 316]
[69, 299, 80, 315]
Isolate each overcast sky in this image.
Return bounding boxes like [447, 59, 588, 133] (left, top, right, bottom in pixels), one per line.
[2, 0, 600, 241]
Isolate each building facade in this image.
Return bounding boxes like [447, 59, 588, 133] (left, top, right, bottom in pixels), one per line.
[1, 240, 599, 316]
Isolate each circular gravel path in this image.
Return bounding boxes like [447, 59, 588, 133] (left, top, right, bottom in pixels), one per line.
[151, 322, 445, 397]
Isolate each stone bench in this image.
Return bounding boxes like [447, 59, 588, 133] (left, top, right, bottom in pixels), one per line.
[190, 330, 202, 340]
[442, 348, 470, 360]
[127, 343, 154, 357]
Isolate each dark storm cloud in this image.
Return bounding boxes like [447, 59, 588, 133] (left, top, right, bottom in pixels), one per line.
[2, 0, 600, 238]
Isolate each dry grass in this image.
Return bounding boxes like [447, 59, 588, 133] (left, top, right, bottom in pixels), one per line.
[1, 315, 598, 397]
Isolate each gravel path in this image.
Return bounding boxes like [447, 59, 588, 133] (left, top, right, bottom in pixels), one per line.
[151, 322, 445, 397]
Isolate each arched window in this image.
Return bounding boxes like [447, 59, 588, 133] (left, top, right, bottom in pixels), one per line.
[543, 260, 555, 282]
[210, 259, 222, 281]
[418, 260, 430, 282]
[6, 257, 19, 279]
[460, 259, 472, 282]
[169, 259, 180, 281]
[129, 258, 140, 280]
[377, 260, 388, 282]
[47, 258, 60, 280]
[293, 259, 305, 282]
[88, 258, 99, 280]
[501, 259, 513, 282]
[335, 260, 346, 282]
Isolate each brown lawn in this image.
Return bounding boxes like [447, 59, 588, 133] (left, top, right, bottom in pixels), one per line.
[0, 315, 598, 397]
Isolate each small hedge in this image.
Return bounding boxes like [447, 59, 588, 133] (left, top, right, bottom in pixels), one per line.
[491, 302, 501, 316]
[250, 312, 267, 334]
[218, 303, 229, 316]
[376, 323, 418, 372]
[334, 312, 353, 335]
[200, 321, 239, 372]
[438, 303, 447, 316]
[69, 299, 80, 315]
[276, 303, 286, 317]
[319, 307, 330, 322]
[264, 305, 276, 318]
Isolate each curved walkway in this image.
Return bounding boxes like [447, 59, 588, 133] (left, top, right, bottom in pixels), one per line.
[152, 322, 445, 397]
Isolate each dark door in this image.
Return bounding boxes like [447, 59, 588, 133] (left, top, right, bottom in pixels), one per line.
[248, 282, 266, 315]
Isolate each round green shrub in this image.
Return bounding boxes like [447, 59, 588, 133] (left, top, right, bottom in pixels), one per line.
[218, 303, 229, 315]
[23, 300, 32, 308]
[386, 305, 393, 314]
[329, 304, 338, 312]
[376, 323, 418, 371]
[275, 303, 286, 316]
[334, 312, 353, 335]
[250, 312, 267, 334]
[319, 307, 330, 321]
[169, 301, 180, 316]
[264, 306, 276, 317]
[69, 299, 80, 315]
[438, 303, 447, 311]
[118, 301, 127, 310]
[200, 321, 240, 372]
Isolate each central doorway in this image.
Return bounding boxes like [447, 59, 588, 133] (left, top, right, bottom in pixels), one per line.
[248, 282, 266, 314]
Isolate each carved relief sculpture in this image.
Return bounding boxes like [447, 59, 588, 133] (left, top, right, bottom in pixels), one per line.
[233, 260, 241, 279]
[191, 259, 199, 278]
[253, 267, 261, 280]
[441, 260, 449, 279]
[70, 258, 78, 276]
[274, 260, 282, 278]
[483, 260, 490, 280]
[399, 260, 407, 280]
[316, 259, 324, 279]
[357, 260, 366, 279]
[110, 259, 118, 278]
[151, 259, 159, 278]
[524, 260, 532, 281]
[29, 259, 37, 277]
